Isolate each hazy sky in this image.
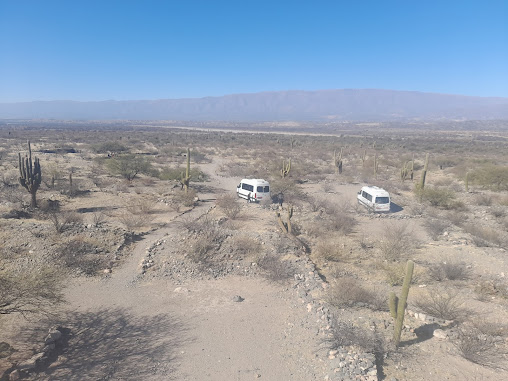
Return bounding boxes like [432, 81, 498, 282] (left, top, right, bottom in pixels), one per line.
[1, 0, 507, 102]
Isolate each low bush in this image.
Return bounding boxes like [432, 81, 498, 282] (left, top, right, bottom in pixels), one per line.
[56, 236, 108, 276]
[420, 187, 465, 210]
[327, 277, 386, 310]
[469, 165, 508, 192]
[256, 255, 295, 283]
[325, 318, 385, 354]
[428, 260, 471, 281]
[378, 223, 415, 262]
[215, 193, 241, 219]
[313, 240, 351, 262]
[381, 262, 423, 286]
[454, 321, 508, 369]
[229, 235, 262, 256]
[463, 224, 506, 247]
[423, 218, 450, 240]
[414, 290, 469, 321]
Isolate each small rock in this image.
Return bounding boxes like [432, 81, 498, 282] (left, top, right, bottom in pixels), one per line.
[174, 287, 190, 293]
[433, 329, 448, 339]
[9, 370, 20, 381]
[45, 329, 62, 344]
[103, 268, 112, 274]
[232, 295, 244, 302]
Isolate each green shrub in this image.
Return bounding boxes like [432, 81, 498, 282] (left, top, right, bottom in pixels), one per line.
[420, 187, 465, 210]
[106, 154, 153, 181]
[92, 141, 128, 154]
[469, 165, 508, 191]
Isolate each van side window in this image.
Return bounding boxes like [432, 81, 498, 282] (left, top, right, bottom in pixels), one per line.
[242, 184, 254, 192]
[363, 192, 372, 202]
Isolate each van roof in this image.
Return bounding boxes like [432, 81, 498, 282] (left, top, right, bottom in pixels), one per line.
[240, 178, 269, 183]
[361, 186, 390, 197]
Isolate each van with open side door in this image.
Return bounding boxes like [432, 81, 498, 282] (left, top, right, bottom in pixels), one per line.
[357, 186, 391, 213]
[237, 179, 270, 203]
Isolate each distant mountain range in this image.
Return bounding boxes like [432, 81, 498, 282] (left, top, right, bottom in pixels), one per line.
[1, 89, 507, 121]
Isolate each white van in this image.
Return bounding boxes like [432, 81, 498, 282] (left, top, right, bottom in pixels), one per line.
[357, 186, 391, 213]
[237, 179, 271, 203]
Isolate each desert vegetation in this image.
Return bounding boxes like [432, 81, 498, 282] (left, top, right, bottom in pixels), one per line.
[1, 120, 508, 379]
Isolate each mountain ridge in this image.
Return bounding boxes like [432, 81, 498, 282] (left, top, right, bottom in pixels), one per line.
[1, 89, 507, 121]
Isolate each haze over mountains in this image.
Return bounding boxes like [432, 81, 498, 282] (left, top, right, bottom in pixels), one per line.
[1, 89, 507, 121]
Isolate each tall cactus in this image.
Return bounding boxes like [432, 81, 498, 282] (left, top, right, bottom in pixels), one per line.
[18, 140, 42, 208]
[276, 204, 293, 234]
[419, 153, 429, 190]
[180, 147, 191, 193]
[334, 148, 343, 174]
[281, 158, 291, 178]
[389, 260, 414, 347]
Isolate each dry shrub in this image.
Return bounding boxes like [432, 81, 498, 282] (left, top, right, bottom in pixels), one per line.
[490, 206, 506, 218]
[313, 239, 351, 262]
[215, 193, 241, 219]
[454, 321, 508, 369]
[327, 277, 386, 310]
[428, 260, 471, 281]
[463, 224, 505, 247]
[414, 290, 469, 321]
[56, 236, 109, 276]
[257, 255, 295, 284]
[423, 218, 450, 241]
[230, 235, 262, 256]
[307, 196, 328, 212]
[45, 210, 83, 233]
[381, 262, 423, 286]
[172, 189, 197, 210]
[126, 198, 156, 215]
[445, 210, 469, 227]
[474, 279, 508, 300]
[118, 211, 150, 231]
[475, 193, 493, 206]
[0, 265, 64, 316]
[378, 223, 415, 262]
[325, 318, 385, 354]
[92, 211, 107, 227]
[420, 187, 465, 210]
[186, 220, 227, 264]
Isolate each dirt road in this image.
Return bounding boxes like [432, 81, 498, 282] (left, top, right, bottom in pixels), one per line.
[30, 166, 327, 380]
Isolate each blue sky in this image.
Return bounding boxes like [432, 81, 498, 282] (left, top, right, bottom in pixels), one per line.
[1, 0, 507, 102]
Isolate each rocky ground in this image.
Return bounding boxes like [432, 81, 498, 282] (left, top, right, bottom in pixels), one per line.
[1, 141, 508, 380]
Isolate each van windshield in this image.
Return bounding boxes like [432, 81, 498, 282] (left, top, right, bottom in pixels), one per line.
[375, 197, 390, 204]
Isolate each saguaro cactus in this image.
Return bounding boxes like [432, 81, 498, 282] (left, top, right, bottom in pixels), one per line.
[419, 153, 429, 190]
[276, 204, 293, 234]
[180, 148, 191, 193]
[281, 158, 291, 178]
[389, 260, 414, 347]
[18, 140, 42, 208]
[400, 159, 414, 182]
[334, 148, 343, 174]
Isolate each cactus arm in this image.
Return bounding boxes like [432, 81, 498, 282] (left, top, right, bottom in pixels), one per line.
[393, 260, 414, 347]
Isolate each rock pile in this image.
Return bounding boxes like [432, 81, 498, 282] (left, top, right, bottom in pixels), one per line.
[292, 259, 378, 381]
[9, 327, 63, 380]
